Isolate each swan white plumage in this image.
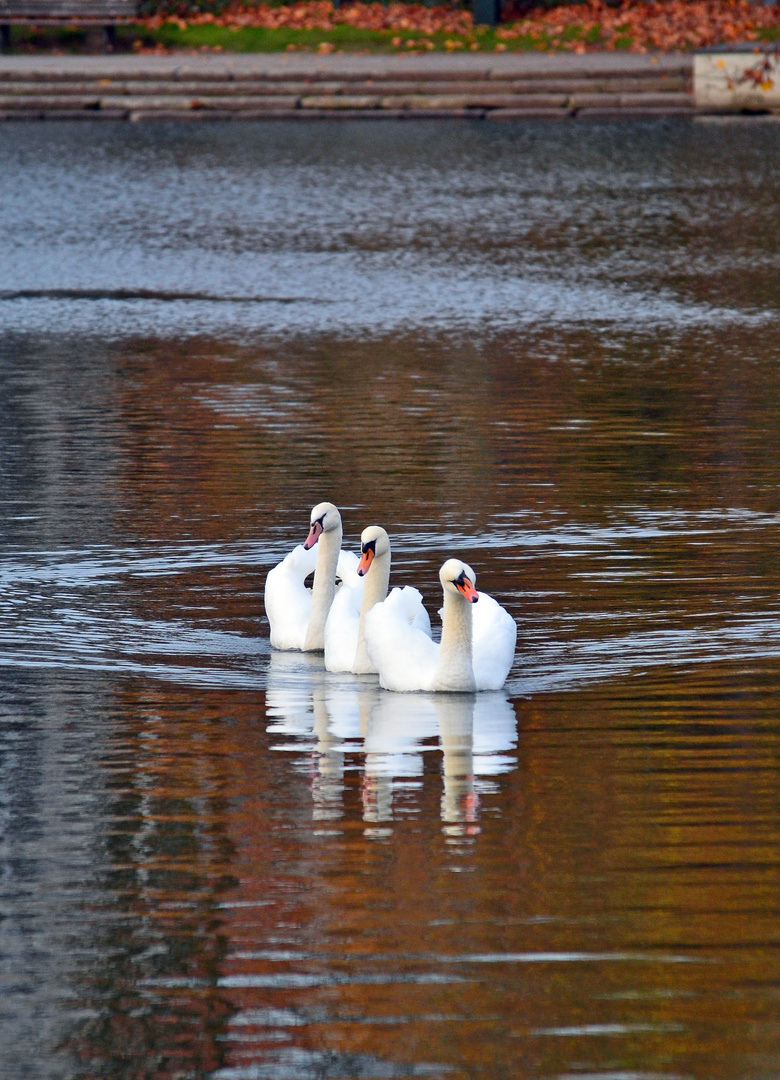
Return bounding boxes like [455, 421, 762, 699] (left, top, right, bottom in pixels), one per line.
[264, 502, 359, 652]
[364, 558, 516, 692]
[324, 525, 431, 674]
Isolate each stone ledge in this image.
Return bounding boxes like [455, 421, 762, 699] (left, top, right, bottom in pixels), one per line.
[0, 51, 694, 81]
[100, 94, 303, 109]
[0, 94, 101, 107]
[695, 50, 780, 112]
[575, 105, 694, 116]
[0, 107, 127, 118]
[378, 92, 569, 109]
[129, 108, 245, 121]
[487, 107, 569, 120]
[0, 75, 691, 92]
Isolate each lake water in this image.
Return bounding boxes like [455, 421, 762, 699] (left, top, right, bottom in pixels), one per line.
[1, 117, 780, 1080]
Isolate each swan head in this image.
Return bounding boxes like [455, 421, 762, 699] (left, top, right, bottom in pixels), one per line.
[303, 502, 341, 550]
[357, 526, 390, 576]
[439, 559, 479, 603]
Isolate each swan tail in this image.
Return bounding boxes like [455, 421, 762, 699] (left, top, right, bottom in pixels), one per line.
[472, 592, 517, 690]
[264, 544, 318, 651]
[365, 590, 439, 692]
[388, 585, 432, 637]
[336, 549, 361, 587]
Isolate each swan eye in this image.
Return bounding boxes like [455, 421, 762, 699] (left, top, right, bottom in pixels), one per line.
[361, 540, 376, 555]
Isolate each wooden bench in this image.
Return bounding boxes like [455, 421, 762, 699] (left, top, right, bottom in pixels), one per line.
[0, 0, 138, 51]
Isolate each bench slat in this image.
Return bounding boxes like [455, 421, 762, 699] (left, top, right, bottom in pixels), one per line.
[0, 0, 136, 17]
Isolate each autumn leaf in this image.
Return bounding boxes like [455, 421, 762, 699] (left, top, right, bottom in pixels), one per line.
[137, 0, 780, 55]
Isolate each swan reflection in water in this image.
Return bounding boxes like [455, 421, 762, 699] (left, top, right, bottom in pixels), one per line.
[265, 652, 517, 837]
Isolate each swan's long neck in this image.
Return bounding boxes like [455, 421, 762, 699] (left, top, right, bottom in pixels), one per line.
[353, 550, 391, 674]
[304, 525, 342, 651]
[433, 591, 476, 692]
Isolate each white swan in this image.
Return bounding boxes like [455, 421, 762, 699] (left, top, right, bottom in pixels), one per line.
[364, 558, 516, 692]
[264, 501, 359, 652]
[324, 525, 431, 674]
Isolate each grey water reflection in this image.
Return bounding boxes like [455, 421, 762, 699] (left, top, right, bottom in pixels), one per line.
[266, 651, 517, 837]
[2, 116, 780, 1080]
[1, 120, 779, 340]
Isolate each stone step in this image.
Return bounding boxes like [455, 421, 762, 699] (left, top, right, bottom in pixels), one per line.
[0, 76, 691, 95]
[0, 61, 694, 83]
[569, 91, 692, 109]
[0, 53, 696, 119]
[299, 92, 570, 109]
[127, 107, 482, 121]
[0, 90, 694, 112]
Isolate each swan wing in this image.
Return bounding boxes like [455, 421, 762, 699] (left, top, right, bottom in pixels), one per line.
[472, 592, 517, 691]
[324, 577, 363, 673]
[264, 543, 318, 651]
[336, 549, 361, 587]
[364, 589, 439, 692]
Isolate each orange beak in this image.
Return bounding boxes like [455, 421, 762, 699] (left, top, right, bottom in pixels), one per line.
[357, 548, 375, 577]
[303, 520, 323, 550]
[456, 576, 479, 603]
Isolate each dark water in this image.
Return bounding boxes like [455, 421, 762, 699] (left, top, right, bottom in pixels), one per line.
[1, 118, 780, 1080]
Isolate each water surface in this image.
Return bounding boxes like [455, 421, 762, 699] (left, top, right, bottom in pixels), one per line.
[1, 118, 780, 1080]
